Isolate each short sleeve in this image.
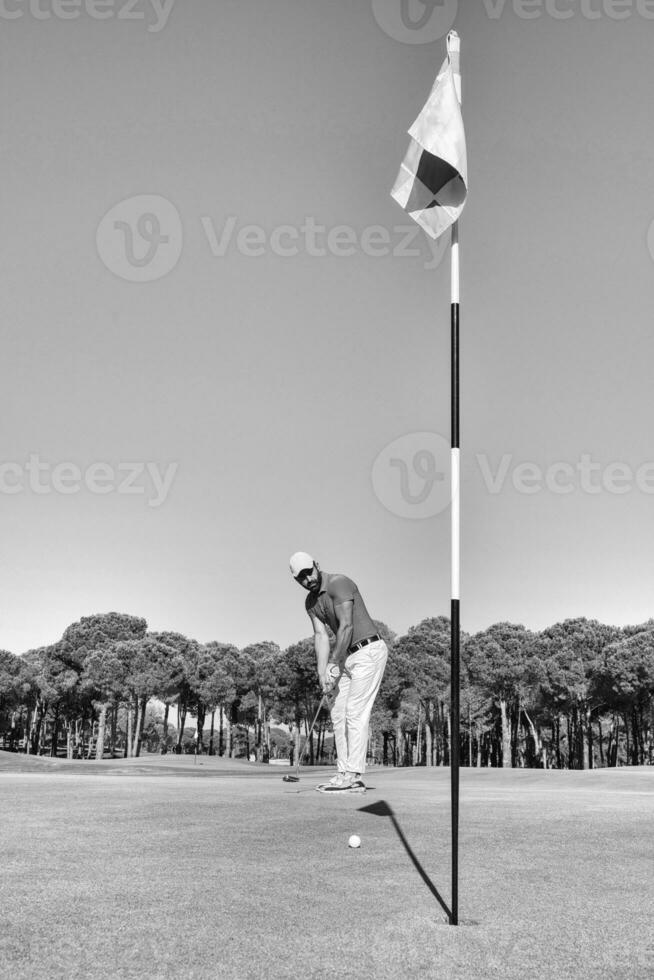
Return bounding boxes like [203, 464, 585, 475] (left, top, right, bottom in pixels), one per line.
[328, 575, 356, 606]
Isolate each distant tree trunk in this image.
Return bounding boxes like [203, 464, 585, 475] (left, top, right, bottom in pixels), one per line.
[162, 703, 170, 751]
[209, 709, 216, 755]
[597, 716, 604, 767]
[573, 706, 581, 769]
[467, 703, 472, 768]
[126, 697, 134, 758]
[425, 700, 434, 767]
[218, 704, 224, 756]
[494, 723, 502, 767]
[225, 706, 233, 758]
[23, 707, 32, 754]
[512, 697, 521, 767]
[256, 694, 263, 756]
[74, 717, 83, 758]
[440, 700, 448, 766]
[414, 703, 422, 766]
[425, 701, 436, 767]
[133, 697, 147, 757]
[523, 708, 542, 768]
[95, 702, 108, 760]
[607, 713, 619, 766]
[395, 722, 403, 766]
[131, 698, 141, 757]
[623, 712, 630, 766]
[30, 700, 47, 756]
[196, 704, 206, 754]
[176, 702, 187, 753]
[642, 706, 652, 764]
[110, 703, 118, 757]
[499, 698, 512, 768]
[586, 706, 593, 770]
[576, 704, 588, 770]
[631, 707, 640, 766]
[553, 718, 561, 769]
[86, 721, 97, 760]
[50, 705, 60, 758]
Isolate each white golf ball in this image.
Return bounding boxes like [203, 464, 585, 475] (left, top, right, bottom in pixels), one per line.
[348, 834, 361, 849]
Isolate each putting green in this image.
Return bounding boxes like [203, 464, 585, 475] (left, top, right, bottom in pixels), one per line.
[1, 753, 652, 979]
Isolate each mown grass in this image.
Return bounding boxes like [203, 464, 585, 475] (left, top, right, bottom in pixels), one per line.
[1, 753, 652, 979]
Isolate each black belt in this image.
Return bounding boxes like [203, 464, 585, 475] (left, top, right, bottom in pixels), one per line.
[349, 633, 381, 653]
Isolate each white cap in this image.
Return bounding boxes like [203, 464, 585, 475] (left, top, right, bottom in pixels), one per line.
[289, 551, 315, 577]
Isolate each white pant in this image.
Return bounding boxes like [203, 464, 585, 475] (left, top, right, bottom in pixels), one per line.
[330, 639, 388, 776]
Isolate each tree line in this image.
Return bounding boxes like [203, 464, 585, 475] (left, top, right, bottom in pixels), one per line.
[0, 612, 652, 769]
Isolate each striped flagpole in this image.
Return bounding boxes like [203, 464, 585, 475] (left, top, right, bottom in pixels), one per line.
[448, 30, 462, 928]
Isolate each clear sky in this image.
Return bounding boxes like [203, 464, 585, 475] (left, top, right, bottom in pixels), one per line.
[1, 0, 653, 655]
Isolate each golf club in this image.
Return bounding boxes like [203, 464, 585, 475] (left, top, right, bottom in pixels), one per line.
[282, 691, 331, 783]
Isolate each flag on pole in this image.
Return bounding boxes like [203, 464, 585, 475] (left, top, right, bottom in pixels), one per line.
[391, 34, 467, 241]
[390, 29, 467, 927]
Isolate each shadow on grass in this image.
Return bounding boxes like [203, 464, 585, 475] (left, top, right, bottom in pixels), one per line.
[359, 799, 451, 922]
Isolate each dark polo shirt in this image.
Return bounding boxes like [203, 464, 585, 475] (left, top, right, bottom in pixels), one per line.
[305, 572, 377, 647]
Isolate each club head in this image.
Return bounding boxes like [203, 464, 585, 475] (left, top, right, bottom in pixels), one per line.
[282, 775, 300, 783]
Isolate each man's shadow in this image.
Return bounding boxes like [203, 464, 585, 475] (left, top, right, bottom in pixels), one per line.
[359, 799, 452, 922]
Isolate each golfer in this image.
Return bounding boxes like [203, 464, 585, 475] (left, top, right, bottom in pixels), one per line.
[289, 551, 388, 793]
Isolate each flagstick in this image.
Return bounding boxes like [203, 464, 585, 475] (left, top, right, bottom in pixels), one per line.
[390, 25, 466, 926]
[448, 29, 462, 929]
[450, 218, 460, 927]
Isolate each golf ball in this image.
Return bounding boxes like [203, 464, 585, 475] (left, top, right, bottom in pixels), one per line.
[348, 835, 361, 849]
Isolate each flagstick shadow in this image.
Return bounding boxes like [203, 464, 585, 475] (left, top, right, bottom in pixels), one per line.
[359, 799, 452, 922]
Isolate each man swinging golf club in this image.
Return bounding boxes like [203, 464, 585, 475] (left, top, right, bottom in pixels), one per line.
[289, 551, 388, 793]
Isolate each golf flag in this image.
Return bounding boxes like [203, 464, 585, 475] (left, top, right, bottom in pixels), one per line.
[391, 32, 467, 240]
